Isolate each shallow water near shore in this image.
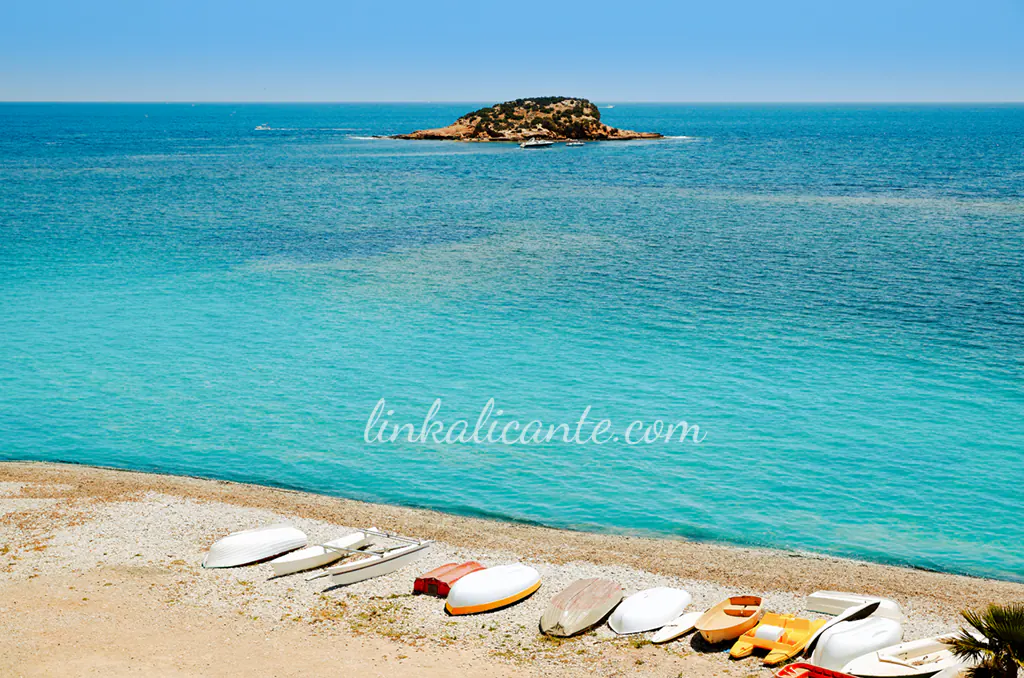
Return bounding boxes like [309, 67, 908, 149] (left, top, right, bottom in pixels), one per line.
[1, 103, 1022, 581]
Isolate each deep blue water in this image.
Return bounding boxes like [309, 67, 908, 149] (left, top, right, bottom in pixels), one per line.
[1, 103, 1022, 581]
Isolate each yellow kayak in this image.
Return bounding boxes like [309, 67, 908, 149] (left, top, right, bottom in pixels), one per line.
[730, 612, 827, 665]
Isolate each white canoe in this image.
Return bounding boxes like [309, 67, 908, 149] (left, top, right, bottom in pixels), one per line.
[269, 531, 372, 576]
[807, 591, 904, 623]
[651, 610, 703, 643]
[809, 617, 903, 670]
[326, 540, 431, 586]
[609, 587, 693, 635]
[446, 564, 541, 615]
[842, 634, 972, 677]
[203, 524, 307, 568]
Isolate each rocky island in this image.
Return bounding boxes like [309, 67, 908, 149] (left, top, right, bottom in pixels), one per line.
[394, 97, 661, 142]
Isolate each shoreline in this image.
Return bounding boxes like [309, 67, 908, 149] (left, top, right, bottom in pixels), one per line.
[3, 461, 1023, 676]
[2, 460, 1020, 598]
[2, 459, 1010, 586]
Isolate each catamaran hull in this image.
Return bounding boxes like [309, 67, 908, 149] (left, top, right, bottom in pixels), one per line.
[269, 532, 371, 576]
[327, 542, 431, 586]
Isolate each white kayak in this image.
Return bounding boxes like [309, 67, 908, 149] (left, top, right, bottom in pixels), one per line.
[806, 601, 884, 657]
[609, 587, 693, 635]
[842, 633, 973, 677]
[203, 524, 307, 568]
[446, 564, 541, 615]
[809, 617, 903, 670]
[269, 531, 372, 576]
[806, 591, 904, 623]
[327, 539, 431, 586]
[651, 610, 703, 643]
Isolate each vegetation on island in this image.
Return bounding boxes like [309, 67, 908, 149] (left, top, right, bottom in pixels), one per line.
[395, 96, 659, 142]
[945, 602, 1024, 678]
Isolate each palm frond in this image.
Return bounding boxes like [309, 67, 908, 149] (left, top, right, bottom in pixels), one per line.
[947, 627, 993, 662]
[952, 602, 1024, 677]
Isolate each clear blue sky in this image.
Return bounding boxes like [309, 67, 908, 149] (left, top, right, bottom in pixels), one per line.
[2, 0, 1022, 102]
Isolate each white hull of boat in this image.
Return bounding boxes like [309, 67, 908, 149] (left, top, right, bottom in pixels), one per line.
[269, 532, 372, 576]
[203, 524, 307, 569]
[326, 541, 431, 586]
[651, 610, 702, 643]
[809, 617, 903, 671]
[609, 587, 692, 635]
[807, 591, 904, 622]
[446, 564, 541, 615]
[842, 634, 972, 677]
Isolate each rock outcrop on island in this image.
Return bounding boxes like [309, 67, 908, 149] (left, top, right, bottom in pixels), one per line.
[394, 97, 661, 142]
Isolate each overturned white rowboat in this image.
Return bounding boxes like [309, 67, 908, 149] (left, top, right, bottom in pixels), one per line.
[269, 531, 373, 576]
[806, 591, 904, 623]
[540, 578, 622, 637]
[806, 601, 883, 658]
[842, 633, 974, 677]
[609, 587, 692, 635]
[203, 524, 307, 569]
[325, 529, 431, 586]
[809, 616, 903, 670]
[446, 564, 541, 615]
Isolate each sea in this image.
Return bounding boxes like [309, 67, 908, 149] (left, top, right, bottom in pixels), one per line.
[1, 103, 1021, 581]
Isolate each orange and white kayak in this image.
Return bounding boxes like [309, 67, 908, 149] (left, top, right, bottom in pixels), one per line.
[445, 564, 541, 615]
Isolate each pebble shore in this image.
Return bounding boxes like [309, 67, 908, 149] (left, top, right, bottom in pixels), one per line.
[2, 462, 1022, 677]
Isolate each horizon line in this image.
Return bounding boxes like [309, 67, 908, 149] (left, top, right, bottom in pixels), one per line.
[2, 100, 1023, 105]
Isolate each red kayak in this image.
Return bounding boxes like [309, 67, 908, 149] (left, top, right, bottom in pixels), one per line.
[775, 663, 857, 678]
[413, 561, 485, 597]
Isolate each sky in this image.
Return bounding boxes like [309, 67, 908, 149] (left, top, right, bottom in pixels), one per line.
[1, 0, 1022, 102]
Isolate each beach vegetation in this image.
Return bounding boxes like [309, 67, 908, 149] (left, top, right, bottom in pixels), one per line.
[945, 602, 1024, 678]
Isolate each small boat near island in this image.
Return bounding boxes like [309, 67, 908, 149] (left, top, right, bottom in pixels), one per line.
[520, 138, 555, 148]
[203, 524, 307, 568]
[566, 140, 585, 147]
[540, 578, 623, 637]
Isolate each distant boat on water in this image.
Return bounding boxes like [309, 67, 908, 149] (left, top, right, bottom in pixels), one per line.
[520, 138, 554, 148]
[255, 124, 272, 131]
[566, 140, 585, 147]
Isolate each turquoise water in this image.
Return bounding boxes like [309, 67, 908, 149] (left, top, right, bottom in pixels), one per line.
[1, 103, 1022, 581]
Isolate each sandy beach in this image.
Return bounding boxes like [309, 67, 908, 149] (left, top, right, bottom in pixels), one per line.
[2, 461, 1021, 677]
